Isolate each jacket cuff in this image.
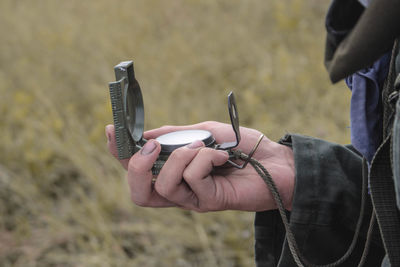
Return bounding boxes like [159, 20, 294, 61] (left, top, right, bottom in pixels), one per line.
[281, 133, 363, 227]
[255, 134, 385, 265]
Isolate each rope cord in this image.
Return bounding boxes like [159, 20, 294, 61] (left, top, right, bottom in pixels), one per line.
[231, 150, 371, 267]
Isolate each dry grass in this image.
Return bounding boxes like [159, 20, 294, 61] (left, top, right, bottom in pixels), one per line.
[0, 1, 350, 266]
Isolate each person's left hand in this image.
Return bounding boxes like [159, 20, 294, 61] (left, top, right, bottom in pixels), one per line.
[106, 121, 295, 212]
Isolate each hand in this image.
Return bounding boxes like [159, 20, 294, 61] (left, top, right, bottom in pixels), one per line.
[106, 121, 295, 212]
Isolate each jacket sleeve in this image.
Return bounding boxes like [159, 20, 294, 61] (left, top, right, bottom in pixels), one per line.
[254, 134, 385, 267]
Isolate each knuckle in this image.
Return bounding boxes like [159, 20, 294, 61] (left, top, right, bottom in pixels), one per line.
[200, 120, 217, 130]
[198, 147, 212, 156]
[203, 120, 217, 125]
[169, 149, 187, 162]
[154, 181, 172, 197]
[128, 161, 144, 175]
[182, 168, 195, 182]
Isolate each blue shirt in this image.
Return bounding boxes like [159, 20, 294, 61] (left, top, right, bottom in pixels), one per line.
[345, 53, 391, 162]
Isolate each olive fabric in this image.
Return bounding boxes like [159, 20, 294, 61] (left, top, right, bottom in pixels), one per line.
[254, 1, 400, 266]
[324, 0, 364, 72]
[254, 48, 400, 267]
[325, 0, 400, 83]
[254, 135, 385, 266]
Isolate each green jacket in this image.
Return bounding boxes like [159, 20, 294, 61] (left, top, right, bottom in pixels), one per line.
[254, 0, 400, 266]
[254, 134, 385, 266]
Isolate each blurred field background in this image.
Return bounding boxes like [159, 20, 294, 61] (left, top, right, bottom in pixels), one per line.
[0, 0, 351, 266]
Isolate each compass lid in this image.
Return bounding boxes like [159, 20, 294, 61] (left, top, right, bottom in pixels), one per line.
[109, 61, 145, 158]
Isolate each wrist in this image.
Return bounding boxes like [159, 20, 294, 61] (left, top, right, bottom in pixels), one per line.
[279, 144, 295, 210]
[257, 140, 295, 211]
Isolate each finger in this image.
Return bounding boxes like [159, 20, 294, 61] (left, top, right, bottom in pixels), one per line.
[127, 139, 175, 207]
[182, 148, 229, 210]
[154, 140, 205, 210]
[105, 124, 130, 170]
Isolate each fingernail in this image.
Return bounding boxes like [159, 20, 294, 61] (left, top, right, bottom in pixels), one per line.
[187, 140, 203, 149]
[141, 140, 157, 155]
